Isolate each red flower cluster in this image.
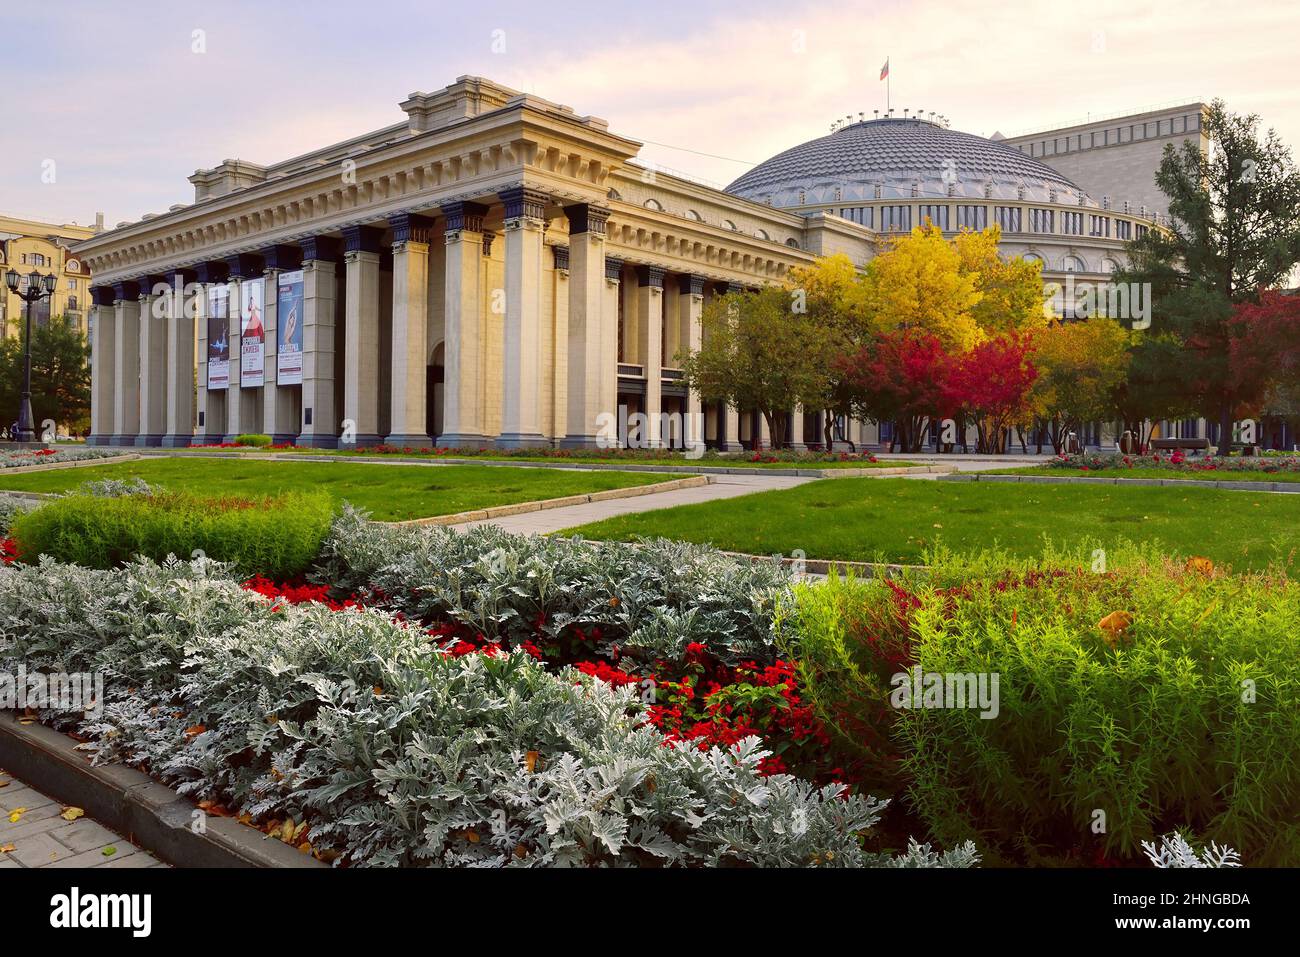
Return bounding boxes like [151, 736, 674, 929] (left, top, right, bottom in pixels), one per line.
[241, 575, 361, 611]
[0, 537, 17, 565]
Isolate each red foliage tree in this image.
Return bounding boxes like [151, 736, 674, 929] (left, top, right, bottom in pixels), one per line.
[835, 330, 955, 452]
[944, 333, 1039, 454]
[1229, 290, 1300, 430]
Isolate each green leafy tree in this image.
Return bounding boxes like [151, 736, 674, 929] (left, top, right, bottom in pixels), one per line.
[0, 315, 91, 436]
[1124, 100, 1300, 448]
[680, 287, 838, 448]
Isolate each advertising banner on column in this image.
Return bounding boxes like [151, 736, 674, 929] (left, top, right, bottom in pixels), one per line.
[276, 270, 304, 386]
[206, 284, 231, 391]
[240, 277, 266, 388]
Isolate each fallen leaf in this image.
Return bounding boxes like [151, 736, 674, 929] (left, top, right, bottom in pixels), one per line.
[183, 724, 206, 738]
[8, 808, 25, 823]
[514, 843, 528, 859]
[525, 750, 539, 774]
[237, 812, 254, 826]
[1185, 555, 1215, 576]
[18, 718, 34, 726]
[373, 686, 384, 696]
[292, 821, 308, 842]
[0, 779, 10, 789]
[60, 807, 85, 822]
[0, 843, 14, 854]
[463, 829, 480, 844]
[1098, 610, 1134, 647]
[280, 819, 296, 843]
[102, 846, 117, 857]
[297, 842, 312, 854]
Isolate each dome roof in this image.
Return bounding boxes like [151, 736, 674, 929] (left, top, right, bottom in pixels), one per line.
[726, 117, 1096, 210]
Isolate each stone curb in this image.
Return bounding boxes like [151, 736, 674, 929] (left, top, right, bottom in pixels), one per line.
[136, 449, 948, 479]
[0, 453, 140, 476]
[938, 473, 1300, 493]
[393, 475, 713, 527]
[0, 713, 325, 869]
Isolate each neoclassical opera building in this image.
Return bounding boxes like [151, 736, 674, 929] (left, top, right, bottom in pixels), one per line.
[74, 77, 1192, 450]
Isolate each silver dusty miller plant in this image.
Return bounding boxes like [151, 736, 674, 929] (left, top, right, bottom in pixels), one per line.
[1142, 832, 1242, 868]
[313, 506, 791, 666]
[0, 556, 975, 869]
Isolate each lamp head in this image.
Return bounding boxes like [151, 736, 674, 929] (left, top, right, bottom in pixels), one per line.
[4, 268, 19, 293]
[42, 272, 56, 294]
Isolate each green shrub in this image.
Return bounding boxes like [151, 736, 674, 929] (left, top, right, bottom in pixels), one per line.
[234, 433, 273, 447]
[779, 544, 1300, 865]
[11, 490, 334, 579]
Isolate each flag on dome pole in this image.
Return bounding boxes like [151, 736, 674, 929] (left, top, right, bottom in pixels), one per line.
[880, 57, 890, 111]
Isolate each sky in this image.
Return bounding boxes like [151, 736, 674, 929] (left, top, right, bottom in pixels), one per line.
[2, 0, 1298, 228]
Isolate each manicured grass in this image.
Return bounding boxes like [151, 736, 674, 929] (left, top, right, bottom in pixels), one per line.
[564, 477, 1300, 570]
[0, 458, 675, 522]
[178, 446, 912, 470]
[988, 465, 1300, 483]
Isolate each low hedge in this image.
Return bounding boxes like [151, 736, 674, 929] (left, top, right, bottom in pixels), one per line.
[234, 433, 273, 447]
[10, 490, 334, 579]
[779, 544, 1300, 865]
[0, 556, 976, 868]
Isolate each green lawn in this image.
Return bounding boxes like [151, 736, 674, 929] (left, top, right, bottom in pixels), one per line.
[988, 465, 1300, 483]
[0, 458, 674, 522]
[172, 446, 912, 470]
[564, 477, 1300, 570]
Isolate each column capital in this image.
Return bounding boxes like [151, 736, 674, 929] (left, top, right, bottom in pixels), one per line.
[195, 261, 229, 285]
[171, 267, 199, 286]
[111, 280, 140, 302]
[259, 244, 301, 272]
[726, 281, 745, 295]
[300, 234, 341, 264]
[91, 286, 116, 308]
[681, 274, 707, 297]
[551, 245, 570, 272]
[636, 265, 666, 289]
[500, 186, 550, 222]
[224, 252, 265, 279]
[139, 274, 169, 297]
[389, 212, 434, 245]
[604, 256, 624, 282]
[343, 224, 384, 255]
[441, 200, 487, 234]
[565, 203, 610, 237]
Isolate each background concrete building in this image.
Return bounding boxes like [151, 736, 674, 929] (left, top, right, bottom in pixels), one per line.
[0, 213, 102, 338]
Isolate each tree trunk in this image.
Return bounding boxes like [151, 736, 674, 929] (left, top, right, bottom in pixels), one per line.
[1217, 405, 1235, 457]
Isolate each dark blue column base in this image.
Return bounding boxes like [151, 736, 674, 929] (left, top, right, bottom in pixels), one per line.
[190, 435, 225, 447]
[159, 434, 194, 448]
[719, 441, 744, 452]
[86, 434, 111, 447]
[134, 434, 165, 447]
[295, 433, 339, 449]
[436, 433, 487, 449]
[270, 434, 297, 447]
[109, 435, 137, 447]
[496, 433, 551, 450]
[559, 434, 601, 450]
[336, 434, 383, 450]
[383, 434, 433, 448]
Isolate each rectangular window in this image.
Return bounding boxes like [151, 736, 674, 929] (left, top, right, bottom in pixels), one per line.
[918, 205, 949, 229]
[957, 206, 988, 229]
[1030, 209, 1055, 233]
[880, 205, 911, 231]
[994, 206, 1021, 232]
[1062, 212, 1083, 235]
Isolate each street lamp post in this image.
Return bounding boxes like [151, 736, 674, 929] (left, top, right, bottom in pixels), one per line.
[4, 269, 57, 443]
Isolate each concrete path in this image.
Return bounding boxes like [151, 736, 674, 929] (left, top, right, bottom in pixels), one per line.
[454, 472, 814, 534]
[0, 767, 167, 869]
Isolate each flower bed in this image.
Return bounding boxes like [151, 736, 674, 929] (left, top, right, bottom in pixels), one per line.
[779, 546, 1300, 865]
[1046, 451, 1300, 475]
[0, 555, 975, 868]
[0, 446, 128, 469]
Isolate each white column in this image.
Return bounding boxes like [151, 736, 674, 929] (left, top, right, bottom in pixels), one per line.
[499, 187, 549, 448]
[600, 256, 623, 437]
[136, 282, 166, 445]
[636, 266, 665, 447]
[161, 272, 195, 447]
[387, 214, 432, 445]
[789, 407, 806, 450]
[681, 275, 705, 450]
[562, 204, 608, 447]
[342, 226, 383, 447]
[88, 294, 116, 445]
[296, 239, 339, 447]
[111, 286, 141, 445]
[224, 274, 244, 442]
[438, 202, 486, 446]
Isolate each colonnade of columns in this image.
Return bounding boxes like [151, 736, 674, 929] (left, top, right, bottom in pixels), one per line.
[87, 191, 762, 451]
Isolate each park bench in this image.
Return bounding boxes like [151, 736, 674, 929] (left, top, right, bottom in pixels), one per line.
[1150, 437, 1211, 452]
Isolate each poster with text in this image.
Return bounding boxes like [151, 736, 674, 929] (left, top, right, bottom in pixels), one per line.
[240, 277, 266, 387]
[276, 270, 304, 386]
[206, 284, 230, 391]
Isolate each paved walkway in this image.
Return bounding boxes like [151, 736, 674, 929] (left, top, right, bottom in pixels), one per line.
[0, 768, 166, 869]
[454, 472, 814, 534]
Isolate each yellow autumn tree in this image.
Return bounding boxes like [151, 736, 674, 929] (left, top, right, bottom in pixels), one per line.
[953, 225, 1047, 335]
[1030, 316, 1132, 452]
[860, 224, 983, 352]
